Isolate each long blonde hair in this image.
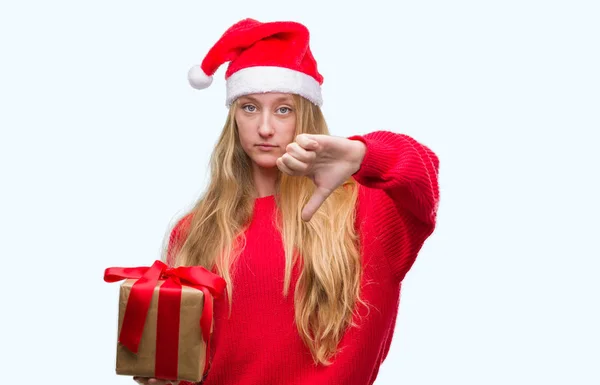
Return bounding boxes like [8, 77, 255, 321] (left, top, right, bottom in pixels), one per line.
[163, 94, 365, 365]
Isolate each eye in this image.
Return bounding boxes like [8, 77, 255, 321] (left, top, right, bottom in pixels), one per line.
[242, 104, 257, 112]
[277, 106, 292, 114]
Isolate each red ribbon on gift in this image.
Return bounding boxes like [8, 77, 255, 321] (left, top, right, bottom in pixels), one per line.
[104, 260, 226, 380]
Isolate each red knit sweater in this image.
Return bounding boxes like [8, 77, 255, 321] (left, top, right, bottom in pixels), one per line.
[169, 131, 439, 385]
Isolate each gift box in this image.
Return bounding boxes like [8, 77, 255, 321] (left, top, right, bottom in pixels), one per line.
[104, 260, 226, 382]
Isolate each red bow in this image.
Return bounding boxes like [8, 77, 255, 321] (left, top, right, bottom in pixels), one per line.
[104, 260, 226, 379]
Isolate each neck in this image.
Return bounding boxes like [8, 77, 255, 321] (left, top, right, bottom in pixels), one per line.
[252, 164, 279, 198]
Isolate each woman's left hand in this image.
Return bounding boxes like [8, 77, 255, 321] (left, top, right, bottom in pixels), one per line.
[276, 134, 366, 221]
[133, 376, 180, 385]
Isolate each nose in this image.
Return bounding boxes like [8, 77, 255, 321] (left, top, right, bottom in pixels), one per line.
[258, 111, 275, 138]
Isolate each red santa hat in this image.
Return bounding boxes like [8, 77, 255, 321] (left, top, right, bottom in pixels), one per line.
[187, 18, 324, 107]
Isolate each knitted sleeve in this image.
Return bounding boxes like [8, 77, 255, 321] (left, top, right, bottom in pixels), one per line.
[347, 130, 440, 282]
[166, 213, 193, 267]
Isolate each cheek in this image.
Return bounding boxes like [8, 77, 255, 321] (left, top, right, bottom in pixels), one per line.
[239, 134, 254, 154]
[282, 120, 297, 141]
[235, 117, 252, 148]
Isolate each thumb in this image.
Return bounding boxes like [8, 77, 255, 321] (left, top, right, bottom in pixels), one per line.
[302, 187, 332, 221]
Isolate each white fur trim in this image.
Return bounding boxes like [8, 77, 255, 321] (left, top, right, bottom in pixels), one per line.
[226, 66, 322, 106]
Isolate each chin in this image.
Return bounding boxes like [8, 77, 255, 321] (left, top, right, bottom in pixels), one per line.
[255, 161, 278, 169]
[252, 157, 278, 169]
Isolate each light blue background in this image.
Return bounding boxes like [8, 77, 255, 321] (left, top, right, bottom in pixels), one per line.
[1, 1, 598, 384]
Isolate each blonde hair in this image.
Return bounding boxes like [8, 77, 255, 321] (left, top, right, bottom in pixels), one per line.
[163, 94, 366, 365]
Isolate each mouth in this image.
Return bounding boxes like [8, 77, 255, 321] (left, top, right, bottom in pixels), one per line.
[256, 144, 277, 151]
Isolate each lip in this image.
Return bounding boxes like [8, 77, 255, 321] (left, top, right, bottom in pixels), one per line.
[256, 144, 277, 151]
[256, 143, 277, 147]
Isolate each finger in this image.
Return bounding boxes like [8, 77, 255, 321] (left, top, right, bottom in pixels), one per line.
[276, 156, 295, 176]
[295, 134, 319, 151]
[279, 153, 309, 175]
[286, 142, 317, 163]
[302, 186, 332, 221]
[147, 379, 170, 385]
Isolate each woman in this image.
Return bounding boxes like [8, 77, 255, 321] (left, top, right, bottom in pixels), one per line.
[135, 18, 439, 385]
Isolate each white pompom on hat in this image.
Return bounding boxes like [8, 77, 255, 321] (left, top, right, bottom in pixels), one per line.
[187, 66, 213, 89]
[187, 18, 324, 106]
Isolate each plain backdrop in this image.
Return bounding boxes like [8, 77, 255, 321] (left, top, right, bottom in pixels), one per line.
[1, 1, 598, 384]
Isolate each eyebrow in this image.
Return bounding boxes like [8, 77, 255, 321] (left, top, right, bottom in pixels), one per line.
[239, 95, 294, 104]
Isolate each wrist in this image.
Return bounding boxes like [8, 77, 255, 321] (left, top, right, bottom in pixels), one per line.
[351, 139, 367, 175]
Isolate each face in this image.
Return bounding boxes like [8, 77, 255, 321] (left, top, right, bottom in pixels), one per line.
[234, 92, 297, 171]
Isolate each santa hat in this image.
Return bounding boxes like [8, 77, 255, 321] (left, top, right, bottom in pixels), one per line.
[187, 18, 324, 107]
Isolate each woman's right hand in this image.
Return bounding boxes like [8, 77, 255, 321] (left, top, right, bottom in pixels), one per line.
[133, 376, 180, 385]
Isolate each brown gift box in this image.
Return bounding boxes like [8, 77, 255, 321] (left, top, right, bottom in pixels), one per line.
[115, 279, 211, 382]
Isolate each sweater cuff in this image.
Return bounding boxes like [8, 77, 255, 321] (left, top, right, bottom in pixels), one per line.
[347, 133, 397, 185]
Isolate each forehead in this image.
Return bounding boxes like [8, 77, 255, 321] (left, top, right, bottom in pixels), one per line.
[237, 92, 294, 104]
